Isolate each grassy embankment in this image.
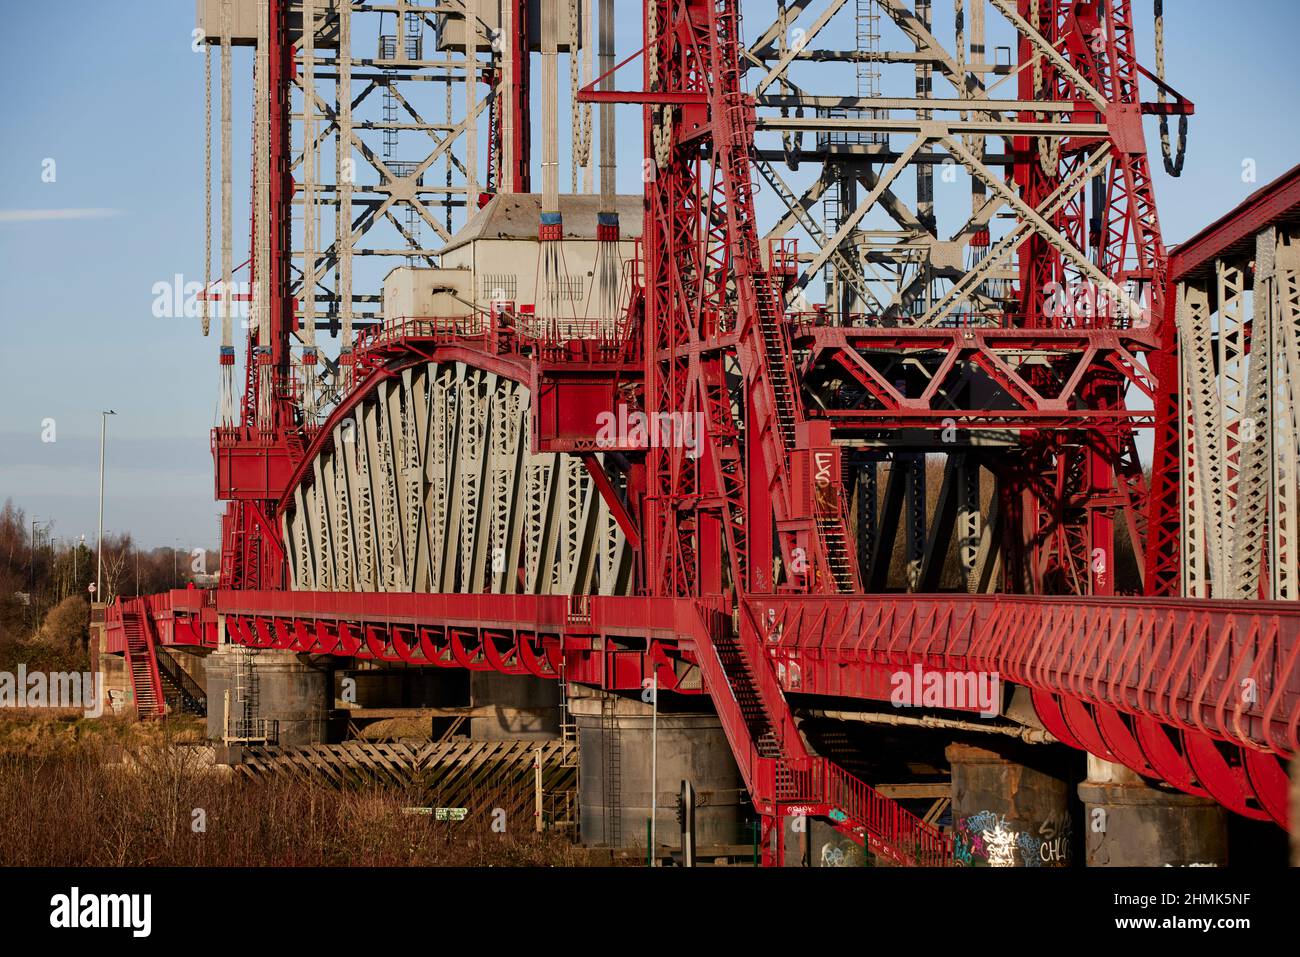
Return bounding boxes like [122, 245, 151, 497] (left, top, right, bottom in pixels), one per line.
[0, 712, 582, 866]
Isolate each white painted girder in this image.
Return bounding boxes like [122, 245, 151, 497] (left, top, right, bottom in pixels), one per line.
[1177, 282, 1221, 593]
[1272, 231, 1300, 599]
[285, 361, 630, 596]
[1180, 227, 1300, 600]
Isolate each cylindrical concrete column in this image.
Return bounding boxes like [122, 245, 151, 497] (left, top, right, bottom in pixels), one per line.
[203, 644, 236, 741]
[204, 646, 329, 746]
[946, 742, 1075, 867]
[572, 693, 746, 852]
[253, 650, 330, 746]
[1077, 757, 1227, 866]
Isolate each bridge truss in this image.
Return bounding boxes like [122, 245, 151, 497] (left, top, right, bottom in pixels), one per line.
[106, 0, 1300, 865]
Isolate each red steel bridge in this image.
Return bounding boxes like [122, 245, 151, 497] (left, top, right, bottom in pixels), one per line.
[105, 0, 1299, 866]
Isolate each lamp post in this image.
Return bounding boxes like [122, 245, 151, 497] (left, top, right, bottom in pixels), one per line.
[96, 410, 116, 602]
[29, 518, 52, 593]
[30, 518, 40, 593]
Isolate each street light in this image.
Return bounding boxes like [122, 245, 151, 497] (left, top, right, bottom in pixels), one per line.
[30, 518, 41, 593]
[74, 533, 85, 589]
[29, 518, 52, 592]
[96, 410, 116, 602]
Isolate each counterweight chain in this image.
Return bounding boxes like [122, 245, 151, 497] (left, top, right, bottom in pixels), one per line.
[1154, 0, 1187, 176]
[570, 0, 592, 190]
[1030, 0, 1060, 177]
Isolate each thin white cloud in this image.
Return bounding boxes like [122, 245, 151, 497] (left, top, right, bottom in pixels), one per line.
[0, 208, 124, 223]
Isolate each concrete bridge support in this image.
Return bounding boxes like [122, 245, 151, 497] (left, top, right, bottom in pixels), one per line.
[469, 672, 561, 740]
[205, 644, 330, 747]
[203, 644, 236, 741]
[1077, 757, 1228, 866]
[780, 816, 868, 867]
[97, 649, 130, 716]
[946, 742, 1075, 867]
[571, 691, 746, 853]
[252, 651, 330, 745]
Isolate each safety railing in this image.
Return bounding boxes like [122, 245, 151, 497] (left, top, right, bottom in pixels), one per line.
[766, 237, 799, 276]
[687, 606, 767, 797]
[361, 312, 633, 354]
[225, 718, 279, 746]
[823, 760, 953, 867]
[156, 647, 207, 716]
[751, 593, 1300, 759]
[786, 308, 1153, 331]
[757, 755, 953, 866]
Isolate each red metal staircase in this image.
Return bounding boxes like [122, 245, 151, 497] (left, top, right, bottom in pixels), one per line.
[691, 604, 952, 866]
[677, 2, 937, 861]
[715, 64, 859, 595]
[121, 600, 166, 718]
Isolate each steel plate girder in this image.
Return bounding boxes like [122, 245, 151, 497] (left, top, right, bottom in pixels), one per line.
[749, 594, 1300, 760]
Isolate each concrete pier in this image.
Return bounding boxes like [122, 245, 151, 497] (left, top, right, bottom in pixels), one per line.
[469, 672, 560, 740]
[1077, 757, 1227, 866]
[205, 645, 330, 746]
[97, 649, 130, 715]
[946, 742, 1075, 867]
[571, 691, 746, 851]
[781, 816, 868, 867]
[203, 644, 235, 741]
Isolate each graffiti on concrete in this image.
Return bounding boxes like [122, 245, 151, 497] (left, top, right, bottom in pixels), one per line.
[984, 816, 1019, 866]
[1036, 813, 1072, 866]
[821, 843, 848, 867]
[954, 810, 1073, 867]
[955, 810, 1004, 865]
[818, 839, 861, 867]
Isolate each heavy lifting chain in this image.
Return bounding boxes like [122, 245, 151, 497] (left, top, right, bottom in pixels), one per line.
[777, 0, 802, 169]
[570, 0, 591, 189]
[648, 2, 674, 172]
[1154, 0, 1186, 176]
[1030, 0, 1060, 177]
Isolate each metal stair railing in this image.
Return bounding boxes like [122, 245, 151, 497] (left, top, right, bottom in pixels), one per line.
[121, 600, 166, 718]
[156, 647, 207, 717]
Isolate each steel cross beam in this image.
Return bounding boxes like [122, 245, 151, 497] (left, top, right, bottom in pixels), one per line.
[797, 323, 1159, 433]
[218, 590, 701, 694]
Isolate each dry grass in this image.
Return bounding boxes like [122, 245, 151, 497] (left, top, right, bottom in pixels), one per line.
[0, 713, 583, 866]
[0, 709, 204, 759]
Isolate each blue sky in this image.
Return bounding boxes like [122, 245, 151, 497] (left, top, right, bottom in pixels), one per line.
[0, 0, 1297, 549]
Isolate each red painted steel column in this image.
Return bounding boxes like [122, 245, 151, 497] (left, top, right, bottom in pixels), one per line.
[747, 390, 774, 593]
[510, 0, 531, 193]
